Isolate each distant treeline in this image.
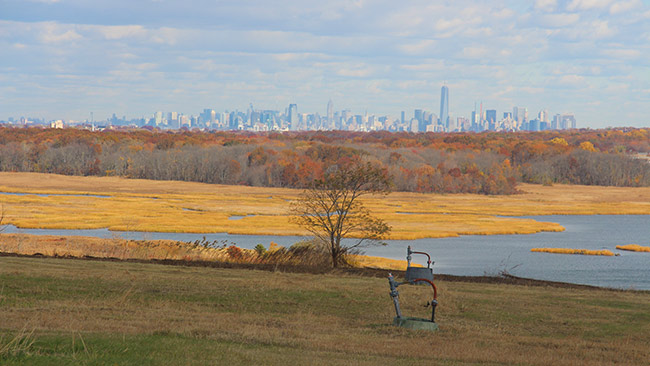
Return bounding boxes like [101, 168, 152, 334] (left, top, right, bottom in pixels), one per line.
[0, 127, 649, 194]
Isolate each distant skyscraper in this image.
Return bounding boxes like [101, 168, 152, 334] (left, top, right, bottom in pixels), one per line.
[552, 114, 560, 129]
[414, 109, 423, 122]
[561, 114, 576, 129]
[447, 115, 456, 132]
[409, 118, 419, 132]
[201, 109, 215, 126]
[485, 109, 497, 124]
[429, 113, 438, 126]
[513, 106, 527, 127]
[538, 109, 548, 123]
[154, 111, 163, 126]
[168, 111, 179, 129]
[439, 85, 449, 130]
[326, 99, 334, 127]
[288, 104, 298, 130]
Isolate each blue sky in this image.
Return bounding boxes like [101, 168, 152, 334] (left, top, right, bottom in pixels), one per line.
[1, 0, 649, 127]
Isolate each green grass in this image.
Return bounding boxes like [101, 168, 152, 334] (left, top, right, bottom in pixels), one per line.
[3, 332, 461, 366]
[1, 256, 649, 365]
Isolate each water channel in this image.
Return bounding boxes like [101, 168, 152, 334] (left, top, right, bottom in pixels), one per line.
[2, 215, 649, 290]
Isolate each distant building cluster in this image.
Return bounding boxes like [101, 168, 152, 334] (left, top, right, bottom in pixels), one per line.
[2, 86, 577, 132]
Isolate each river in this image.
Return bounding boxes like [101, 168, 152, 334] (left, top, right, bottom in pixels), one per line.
[2, 215, 649, 290]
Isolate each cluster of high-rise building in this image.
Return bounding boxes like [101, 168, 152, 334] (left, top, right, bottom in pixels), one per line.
[2, 86, 576, 132]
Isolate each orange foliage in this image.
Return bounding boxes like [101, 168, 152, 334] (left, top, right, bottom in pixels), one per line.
[0, 126, 648, 194]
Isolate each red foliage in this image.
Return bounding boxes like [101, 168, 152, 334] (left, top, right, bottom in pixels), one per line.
[226, 245, 242, 260]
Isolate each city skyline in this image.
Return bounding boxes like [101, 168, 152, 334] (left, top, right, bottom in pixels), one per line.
[2, 87, 575, 128]
[6, 84, 578, 134]
[1, 1, 649, 128]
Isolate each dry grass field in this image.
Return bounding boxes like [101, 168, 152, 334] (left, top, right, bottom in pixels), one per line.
[1, 256, 649, 365]
[2, 172, 649, 240]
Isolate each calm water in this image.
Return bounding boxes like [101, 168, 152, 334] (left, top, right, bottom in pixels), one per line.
[3, 215, 649, 290]
[365, 215, 650, 290]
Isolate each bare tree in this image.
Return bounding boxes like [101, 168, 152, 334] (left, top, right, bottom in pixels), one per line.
[290, 162, 392, 268]
[0, 204, 5, 233]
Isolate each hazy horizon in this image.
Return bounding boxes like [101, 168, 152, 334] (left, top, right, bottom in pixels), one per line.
[1, 0, 649, 127]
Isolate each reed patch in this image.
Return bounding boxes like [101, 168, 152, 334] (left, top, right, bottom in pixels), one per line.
[616, 244, 650, 252]
[531, 248, 617, 256]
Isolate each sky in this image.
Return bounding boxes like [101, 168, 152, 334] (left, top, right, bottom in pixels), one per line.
[1, 0, 649, 128]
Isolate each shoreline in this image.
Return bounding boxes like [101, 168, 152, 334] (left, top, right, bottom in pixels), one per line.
[1, 248, 646, 294]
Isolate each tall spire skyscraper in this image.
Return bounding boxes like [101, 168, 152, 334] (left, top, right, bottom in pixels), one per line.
[327, 99, 334, 128]
[288, 103, 298, 130]
[440, 85, 449, 130]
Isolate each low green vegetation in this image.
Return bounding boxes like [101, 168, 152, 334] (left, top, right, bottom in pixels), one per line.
[1, 256, 649, 365]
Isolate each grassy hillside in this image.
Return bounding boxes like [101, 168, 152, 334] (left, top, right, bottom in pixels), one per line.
[1, 256, 649, 365]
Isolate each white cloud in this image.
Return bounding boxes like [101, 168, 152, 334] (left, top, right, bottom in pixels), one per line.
[270, 52, 329, 62]
[590, 20, 616, 38]
[554, 19, 617, 40]
[535, 0, 558, 12]
[567, 0, 615, 12]
[398, 39, 436, 55]
[335, 64, 374, 78]
[462, 27, 494, 38]
[603, 83, 630, 93]
[602, 48, 641, 58]
[609, 0, 642, 14]
[558, 74, 585, 85]
[492, 7, 515, 19]
[150, 27, 183, 45]
[461, 46, 489, 59]
[399, 62, 444, 72]
[97, 25, 146, 40]
[39, 23, 82, 43]
[434, 18, 468, 32]
[538, 13, 581, 28]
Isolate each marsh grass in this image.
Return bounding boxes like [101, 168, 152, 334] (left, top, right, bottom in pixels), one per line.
[0, 256, 648, 365]
[0, 233, 411, 271]
[2, 172, 649, 240]
[348, 254, 420, 270]
[0, 234, 236, 261]
[531, 248, 617, 256]
[616, 244, 650, 252]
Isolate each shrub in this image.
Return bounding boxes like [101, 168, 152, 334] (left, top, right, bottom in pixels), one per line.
[254, 244, 266, 256]
[226, 245, 243, 260]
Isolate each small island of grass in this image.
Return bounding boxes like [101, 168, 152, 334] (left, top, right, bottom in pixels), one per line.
[531, 248, 617, 256]
[616, 244, 650, 252]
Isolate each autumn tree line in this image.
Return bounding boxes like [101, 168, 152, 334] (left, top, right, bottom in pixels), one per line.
[0, 127, 648, 194]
